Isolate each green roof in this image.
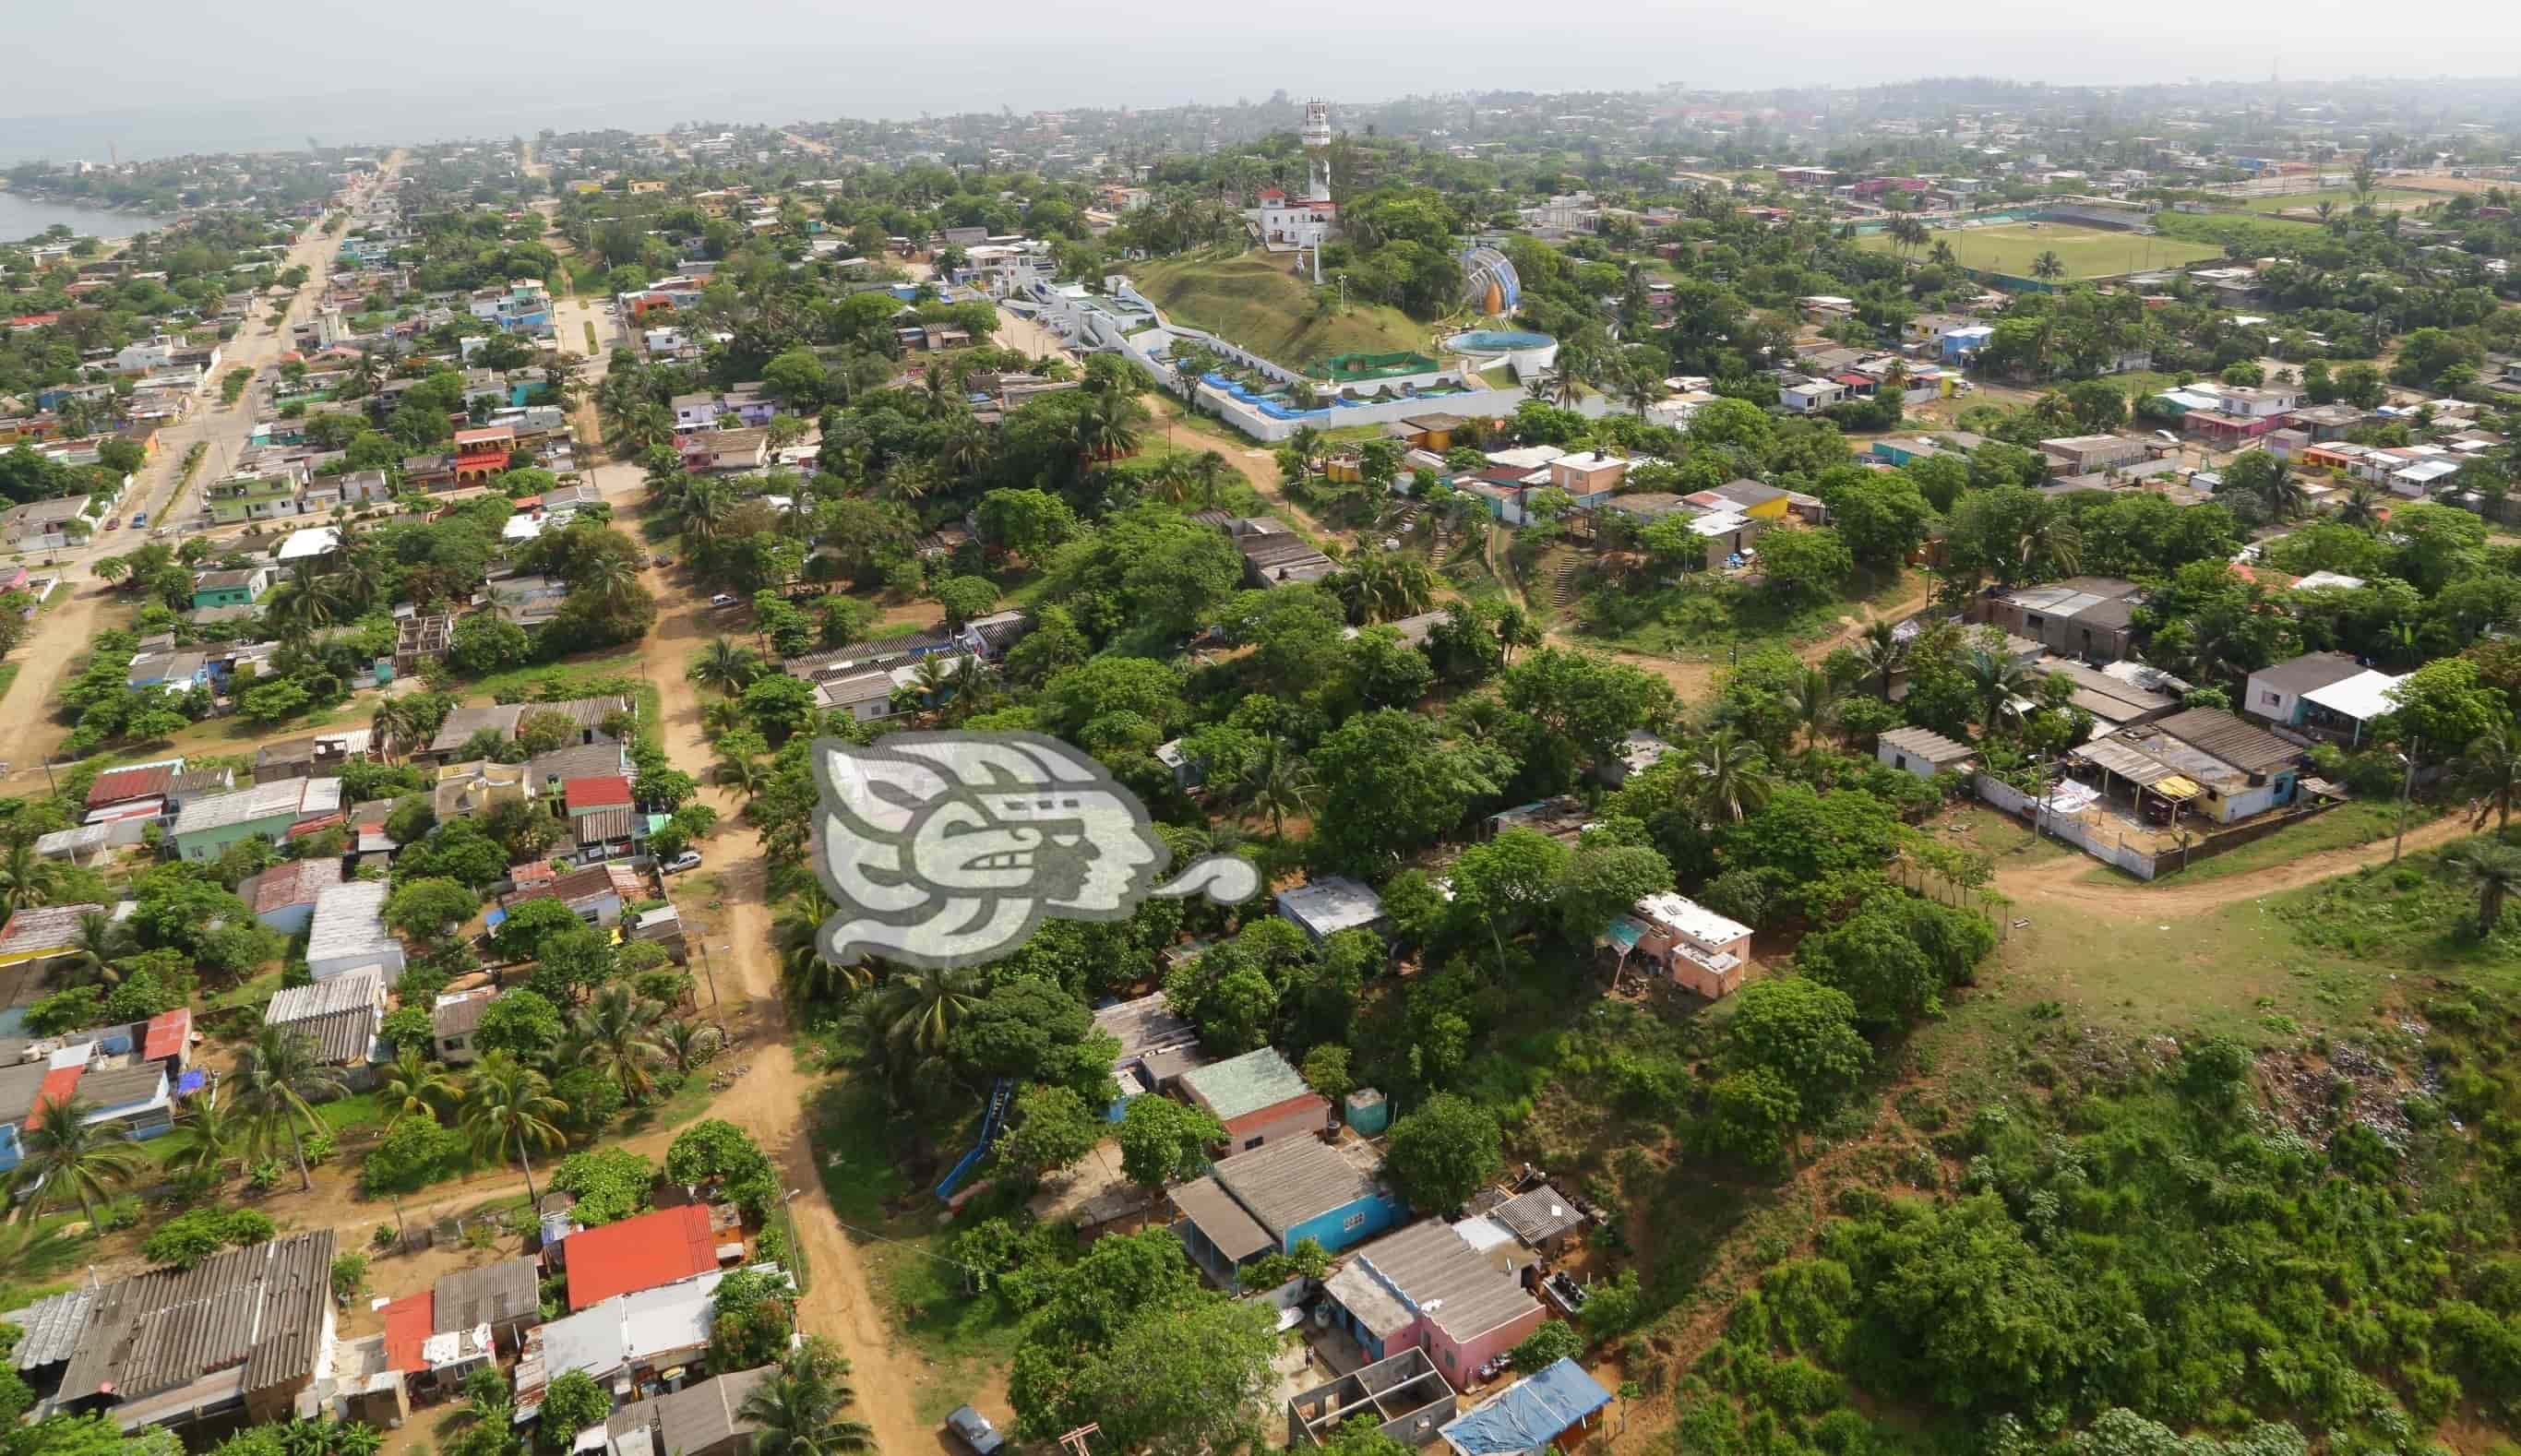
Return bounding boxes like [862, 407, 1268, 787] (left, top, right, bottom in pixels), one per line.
[1181, 1048, 1313, 1121]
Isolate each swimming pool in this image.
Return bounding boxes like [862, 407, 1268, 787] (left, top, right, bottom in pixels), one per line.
[1445, 329, 1556, 352]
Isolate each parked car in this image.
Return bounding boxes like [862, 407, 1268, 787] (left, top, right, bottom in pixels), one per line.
[944, 1407, 1005, 1456]
[662, 851, 703, 874]
[709, 592, 740, 608]
[651, 554, 674, 567]
[131, 513, 148, 529]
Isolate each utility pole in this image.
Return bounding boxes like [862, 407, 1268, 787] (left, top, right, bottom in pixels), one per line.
[2391, 749, 2417, 864]
[2028, 749, 2047, 846]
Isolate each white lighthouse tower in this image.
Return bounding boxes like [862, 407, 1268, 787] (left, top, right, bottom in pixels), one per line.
[1302, 99, 1333, 204]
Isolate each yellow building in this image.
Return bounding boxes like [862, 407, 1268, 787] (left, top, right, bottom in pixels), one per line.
[433, 761, 528, 821]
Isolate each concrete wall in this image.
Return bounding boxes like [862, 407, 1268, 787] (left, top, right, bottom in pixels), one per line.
[1284, 1187, 1407, 1257]
[1976, 773, 2159, 880]
[1219, 1094, 1331, 1153]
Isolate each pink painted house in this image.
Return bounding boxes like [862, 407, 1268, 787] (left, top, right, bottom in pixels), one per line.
[1320, 1221, 1547, 1388]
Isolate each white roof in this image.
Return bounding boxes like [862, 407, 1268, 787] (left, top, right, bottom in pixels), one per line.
[1634, 891, 1752, 949]
[2393, 459, 2460, 483]
[2294, 570, 2367, 591]
[1483, 446, 1565, 470]
[33, 824, 109, 858]
[277, 526, 341, 560]
[1552, 452, 1625, 471]
[501, 514, 545, 542]
[2302, 669, 2405, 723]
[1685, 509, 1751, 537]
[1452, 1216, 1517, 1254]
[306, 879, 396, 964]
[172, 777, 340, 837]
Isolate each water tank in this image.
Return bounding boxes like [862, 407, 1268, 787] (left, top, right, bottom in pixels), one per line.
[1344, 1088, 1390, 1136]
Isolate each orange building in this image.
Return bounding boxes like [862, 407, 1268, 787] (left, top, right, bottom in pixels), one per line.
[453, 425, 517, 483]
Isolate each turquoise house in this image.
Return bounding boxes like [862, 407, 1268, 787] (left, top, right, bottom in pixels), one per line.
[190, 567, 272, 611]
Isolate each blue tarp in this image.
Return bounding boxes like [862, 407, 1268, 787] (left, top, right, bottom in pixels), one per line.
[1440, 1358, 1610, 1455]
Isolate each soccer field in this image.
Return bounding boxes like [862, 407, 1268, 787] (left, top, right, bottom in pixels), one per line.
[1858, 222, 2225, 280]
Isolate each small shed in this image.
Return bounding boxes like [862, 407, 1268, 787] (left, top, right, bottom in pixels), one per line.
[1877, 725, 1975, 781]
[1276, 877, 1388, 947]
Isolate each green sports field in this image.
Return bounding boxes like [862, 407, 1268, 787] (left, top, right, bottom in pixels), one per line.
[2235, 185, 2434, 214]
[1858, 221, 2225, 280]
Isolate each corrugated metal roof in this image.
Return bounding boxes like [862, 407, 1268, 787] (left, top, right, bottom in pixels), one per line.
[1211, 1138, 1380, 1239]
[566, 1206, 717, 1309]
[1344, 1220, 1541, 1344]
[574, 809, 636, 848]
[4, 1287, 92, 1368]
[57, 1230, 337, 1404]
[306, 880, 397, 965]
[1171, 1176, 1273, 1262]
[1180, 1047, 1316, 1122]
[1492, 1186, 1585, 1244]
[435, 1257, 541, 1334]
[263, 968, 382, 1064]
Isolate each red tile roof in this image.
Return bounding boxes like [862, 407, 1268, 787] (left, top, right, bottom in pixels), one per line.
[87, 763, 176, 809]
[286, 812, 347, 840]
[564, 776, 632, 813]
[142, 1008, 189, 1063]
[381, 1291, 434, 1373]
[250, 857, 342, 915]
[27, 1066, 81, 1130]
[565, 1204, 717, 1309]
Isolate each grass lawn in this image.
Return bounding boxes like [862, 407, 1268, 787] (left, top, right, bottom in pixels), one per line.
[0, 663, 20, 710]
[1858, 222, 2224, 279]
[1577, 564, 1927, 663]
[1129, 248, 1435, 373]
[2090, 799, 2440, 888]
[461, 651, 645, 703]
[318, 1092, 388, 1132]
[1966, 826, 2521, 1047]
[2235, 186, 2434, 214]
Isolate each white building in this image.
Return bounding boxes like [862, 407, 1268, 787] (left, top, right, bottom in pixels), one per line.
[306, 879, 405, 985]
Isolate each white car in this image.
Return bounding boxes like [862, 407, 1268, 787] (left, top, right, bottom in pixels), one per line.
[709, 593, 740, 608]
[662, 851, 703, 874]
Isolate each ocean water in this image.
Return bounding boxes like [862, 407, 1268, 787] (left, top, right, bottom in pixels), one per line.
[0, 191, 154, 243]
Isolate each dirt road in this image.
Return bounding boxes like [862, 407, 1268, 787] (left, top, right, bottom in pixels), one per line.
[1993, 810, 2474, 913]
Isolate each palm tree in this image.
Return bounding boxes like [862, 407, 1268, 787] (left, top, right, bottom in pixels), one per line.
[1494, 605, 1542, 664]
[2249, 459, 2311, 523]
[1690, 730, 1774, 827]
[1852, 620, 1909, 699]
[2337, 483, 2385, 529]
[658, 1018, 721, 1077]
[7, 1097, 148, 1227]
[1789, 666, 1843, 752]
[714, 750, 769, 801]
[60, 911, 129, 989]
[1928, 240, 1957, 268]
[1286, 425, 1326, 475]
[1144, 455, 1195, 507]
[2442, 839, 2521, 938]
[866, 967, 983, 1060]
[0, 839, 61, 914]
[460, 1053, 567, 1204]
[687, 638, 763, 696]
[2016, 513, 2083, 581]
[775, 889, 870, 1002]
[616, 402, 675, 457]
[2463, 718, 2521, 832]
[1236, 736, 1320, 839]
[738, 1343, 875, 1456]
[2031, 251, 2067, 281]
[577, 550, 642, 605]
[233, 1024, 346, 1191]
[939, 417, 995, 480]
[569, 985, 666, 1105]
[1965, 647, 2037, 737]
[380, 1045, 459, 1128]
[1190, 450, 1230, 508]
[1074, 392, 1143, 465]
[878, 459, 935, 505]
[166, 1087, 252, 1189]
[676, 480, 734, 553]
[1340, 554, 1439, 625]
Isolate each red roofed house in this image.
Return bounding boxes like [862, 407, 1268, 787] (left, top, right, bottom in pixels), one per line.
[27, 1066, 81, 1129]
[453, 425, 516, 483]
[563, 775, 633, 815]
[143, 1008, 192, 1068]
[563, 1204, 723, 1309]
[86, 760, 180, 813]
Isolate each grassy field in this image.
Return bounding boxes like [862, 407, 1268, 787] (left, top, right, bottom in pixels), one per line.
[1858, 221, 2224, 279]
[2235, 186, 2434, 214]
[1128, 248, 1433, 373]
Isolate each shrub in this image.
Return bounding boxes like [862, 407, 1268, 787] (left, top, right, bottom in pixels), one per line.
[1510, 1320, 1584, 1371]
[360, 1116, 467, 1194]
[140, 1208, 278, 1270]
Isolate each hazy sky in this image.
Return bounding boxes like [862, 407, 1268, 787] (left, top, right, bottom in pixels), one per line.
[8, 0, 2521, 161]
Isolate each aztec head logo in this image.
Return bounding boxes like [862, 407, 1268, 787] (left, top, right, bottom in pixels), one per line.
[809, 732, 1260, 969]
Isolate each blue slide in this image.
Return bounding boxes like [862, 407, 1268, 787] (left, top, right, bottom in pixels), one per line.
[934, 1078, 1016, 1200]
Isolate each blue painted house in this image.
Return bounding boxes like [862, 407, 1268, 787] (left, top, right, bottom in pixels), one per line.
[1174, 1135, 1404, 1289]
